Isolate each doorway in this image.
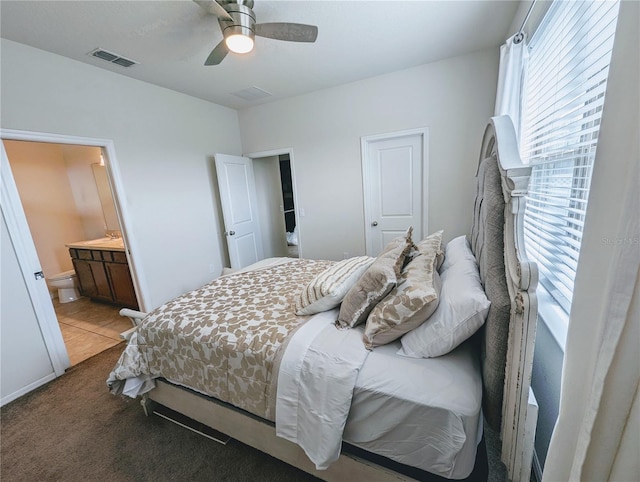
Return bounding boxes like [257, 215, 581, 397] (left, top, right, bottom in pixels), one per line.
[215, 148, 301, 269]
[250, 151, 300, 260]
[279, 154, 299, 258]
[2, 135, 139, 367]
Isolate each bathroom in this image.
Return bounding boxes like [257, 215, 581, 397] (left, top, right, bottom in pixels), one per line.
[3, 140, 135, 365]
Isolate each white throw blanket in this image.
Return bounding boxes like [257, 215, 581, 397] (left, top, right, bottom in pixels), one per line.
[276, 309, 370, 470]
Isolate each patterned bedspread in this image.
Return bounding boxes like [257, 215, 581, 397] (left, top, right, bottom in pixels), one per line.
[108, 258, 334, 419]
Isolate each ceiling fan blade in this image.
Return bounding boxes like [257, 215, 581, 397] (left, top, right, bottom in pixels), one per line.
[254, 23, 318, 42]
[193, 0, 233, 21]
[205, 40, 229, 65]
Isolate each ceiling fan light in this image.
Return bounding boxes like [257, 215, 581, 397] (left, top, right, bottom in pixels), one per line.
[225, 34, 254, 54]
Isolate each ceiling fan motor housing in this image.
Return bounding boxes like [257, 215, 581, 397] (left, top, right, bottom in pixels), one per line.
[198, 0, 318, 65]
[219, 1, 256, 41]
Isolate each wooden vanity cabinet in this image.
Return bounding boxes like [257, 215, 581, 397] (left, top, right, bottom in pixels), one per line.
[70, 248, 138, 310]
[73, 257, 111, 300]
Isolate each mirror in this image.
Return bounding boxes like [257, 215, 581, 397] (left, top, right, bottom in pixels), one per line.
[91, 163, 120, 233]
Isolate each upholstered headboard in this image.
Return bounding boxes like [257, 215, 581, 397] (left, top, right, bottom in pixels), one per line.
[470, 116, 539, 480]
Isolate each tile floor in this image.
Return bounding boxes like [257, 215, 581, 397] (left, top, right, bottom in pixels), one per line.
[53, 297, 132, 366]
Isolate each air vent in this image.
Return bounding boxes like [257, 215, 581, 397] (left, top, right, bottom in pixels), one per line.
[230, 86, 273, 101]
[88, 48, 138, 68]
[112, 57, 136, 68]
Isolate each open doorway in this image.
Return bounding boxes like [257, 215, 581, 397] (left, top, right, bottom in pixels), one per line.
[3, 139, 136, 366]
[213, 148, 301, 269]
[250, 151, 300, 260]
[279, 154, 299, 258]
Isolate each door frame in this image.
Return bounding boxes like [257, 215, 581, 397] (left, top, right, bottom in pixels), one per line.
[361, 127, 429, 254]
[1, 128, 146, 376]
[244, 147, 302, 259]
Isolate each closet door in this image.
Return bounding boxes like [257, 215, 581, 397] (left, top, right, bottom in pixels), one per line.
[361, 129, 428, 255]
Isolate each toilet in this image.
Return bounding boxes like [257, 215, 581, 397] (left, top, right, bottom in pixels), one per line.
[47, 270, 81, 303]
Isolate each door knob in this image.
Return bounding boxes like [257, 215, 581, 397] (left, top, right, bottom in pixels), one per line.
[371, 221, 378, 227]
[226, 230, 236, 236]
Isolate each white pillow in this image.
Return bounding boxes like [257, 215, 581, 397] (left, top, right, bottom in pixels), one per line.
[296, 256, 374, 315]
[398, 256, 490, 358]
[440, 235, 475, 273]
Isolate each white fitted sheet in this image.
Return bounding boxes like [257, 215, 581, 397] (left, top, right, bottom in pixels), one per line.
[343, 337, 483, 480]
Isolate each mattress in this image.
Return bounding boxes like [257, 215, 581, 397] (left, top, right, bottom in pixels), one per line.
[344, 337, 483, 479]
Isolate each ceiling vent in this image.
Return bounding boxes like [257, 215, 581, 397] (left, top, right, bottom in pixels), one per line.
[230, 86, 272, 102]
[88, 48, 138, 68]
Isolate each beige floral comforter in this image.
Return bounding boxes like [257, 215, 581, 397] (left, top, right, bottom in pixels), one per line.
[108, 258, 334, 419]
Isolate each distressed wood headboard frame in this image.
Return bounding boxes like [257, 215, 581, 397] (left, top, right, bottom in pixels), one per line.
[470, 115, 539, 481]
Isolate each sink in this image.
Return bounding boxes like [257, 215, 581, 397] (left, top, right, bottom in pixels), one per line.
[80, 237, 113, 245]
[66, 237, 125, 250]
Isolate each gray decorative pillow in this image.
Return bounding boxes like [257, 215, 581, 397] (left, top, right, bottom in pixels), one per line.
[337, 227, 414, 328]
[295, 256, 374, 315]
[363, 230, 443, 349]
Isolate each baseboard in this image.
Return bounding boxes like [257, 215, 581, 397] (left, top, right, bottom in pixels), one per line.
[532, 449, 543, 482]
[0, 372, 57, 407]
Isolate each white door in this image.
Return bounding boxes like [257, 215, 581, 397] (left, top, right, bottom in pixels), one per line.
[362, 129, 428, 255]
[215, 154, 264, 269]
[1, 140, 70, 377]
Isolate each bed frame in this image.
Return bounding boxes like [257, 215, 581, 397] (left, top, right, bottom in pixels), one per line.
[120, 115, 538, 482]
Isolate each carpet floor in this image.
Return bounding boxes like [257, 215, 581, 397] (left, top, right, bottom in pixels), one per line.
[1, 343, 317, 482]
[1, 343, 507, 481]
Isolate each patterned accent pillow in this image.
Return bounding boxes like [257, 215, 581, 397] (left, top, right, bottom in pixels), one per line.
[337, 227, 414, 328]
[363, 230, 444, 349]
[379, 226, 416, 275]
[295, 256, 374, 315]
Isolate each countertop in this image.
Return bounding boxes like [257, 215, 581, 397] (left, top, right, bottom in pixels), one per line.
[66, 237, 125, 252]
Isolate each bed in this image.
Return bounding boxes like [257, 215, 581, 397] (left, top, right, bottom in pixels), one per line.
[108, 116, 538, 482]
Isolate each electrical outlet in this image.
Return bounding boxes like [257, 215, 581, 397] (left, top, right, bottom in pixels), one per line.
[343, 252, 349, 259]
[209, 264, 216, 274]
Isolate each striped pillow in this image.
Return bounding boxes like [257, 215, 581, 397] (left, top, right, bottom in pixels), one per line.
[295, 256, 374, 316]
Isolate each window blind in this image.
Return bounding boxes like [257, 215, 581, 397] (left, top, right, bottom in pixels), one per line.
[520, 0, 620, 313]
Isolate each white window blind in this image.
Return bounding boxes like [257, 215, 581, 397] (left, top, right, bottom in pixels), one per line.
[520, 0, 620, 313]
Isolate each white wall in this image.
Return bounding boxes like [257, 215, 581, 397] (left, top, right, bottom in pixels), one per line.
[0, 38, 242, 403]
[1, 39, 243, 309]
[238, 48, 499, 261]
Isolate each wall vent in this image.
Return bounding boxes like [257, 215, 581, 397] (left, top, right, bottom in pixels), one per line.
[88, 48, 138, 68]
[230, 86, 272, 101]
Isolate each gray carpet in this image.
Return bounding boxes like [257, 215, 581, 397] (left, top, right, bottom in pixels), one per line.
[1, 343, 507, 481]
[1, 343, 316, 481]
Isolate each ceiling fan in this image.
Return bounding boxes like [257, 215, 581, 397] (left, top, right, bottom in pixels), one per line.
[194, 0, 318, 65]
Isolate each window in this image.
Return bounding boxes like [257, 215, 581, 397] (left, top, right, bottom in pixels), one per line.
[520, 0, 620, 315]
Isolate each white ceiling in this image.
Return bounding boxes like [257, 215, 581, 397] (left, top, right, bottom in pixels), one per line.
[0, 1, 520, 110]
